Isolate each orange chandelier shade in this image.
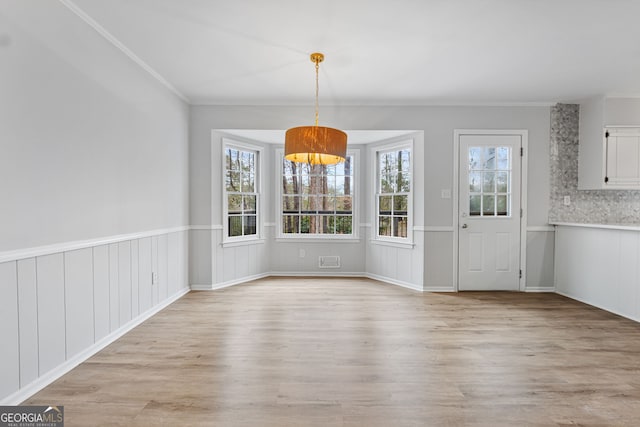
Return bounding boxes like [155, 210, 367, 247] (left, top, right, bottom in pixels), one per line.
[284, 52, 347, 165]
[284, 126, 347, 165]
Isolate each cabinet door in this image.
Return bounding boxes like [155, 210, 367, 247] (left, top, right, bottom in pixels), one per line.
[606, 129, 640, 187]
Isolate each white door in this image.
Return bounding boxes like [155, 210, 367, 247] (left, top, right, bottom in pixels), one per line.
[458, 134, 522, 291]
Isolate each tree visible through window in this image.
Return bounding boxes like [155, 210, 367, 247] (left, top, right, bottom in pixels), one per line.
[377, 148, 410, 238]
[281, 156, 354, 235]
[225, 147, 258, 238]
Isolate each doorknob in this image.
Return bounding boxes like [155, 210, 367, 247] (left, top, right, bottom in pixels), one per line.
[461, 223, 468, 229]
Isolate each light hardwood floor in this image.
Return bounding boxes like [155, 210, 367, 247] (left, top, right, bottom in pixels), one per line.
[25, 277, 640, 426]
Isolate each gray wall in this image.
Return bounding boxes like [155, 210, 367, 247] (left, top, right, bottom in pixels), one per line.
[549, 103, 640, 224]
[190, 104, 552, 289]
[0, 2, 190, 404]
[0, 2, 190, 252]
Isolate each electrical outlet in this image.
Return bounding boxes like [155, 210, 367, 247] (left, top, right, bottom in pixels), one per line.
[299, 249, 306, 258]
[152, 272, 158, 285]
[563, 196, 571, 206]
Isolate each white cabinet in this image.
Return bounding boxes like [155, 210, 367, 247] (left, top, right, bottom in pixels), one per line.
[605, 128, 640, 187]
[578, 96, 640, 189]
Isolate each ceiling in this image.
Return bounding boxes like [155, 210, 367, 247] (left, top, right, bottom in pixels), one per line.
[68, 0, 640, 105]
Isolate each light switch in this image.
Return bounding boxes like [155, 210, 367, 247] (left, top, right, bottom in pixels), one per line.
[299, 249, 306, 258]
[564, 196, 571, 206]
[441, 189, 451, 199]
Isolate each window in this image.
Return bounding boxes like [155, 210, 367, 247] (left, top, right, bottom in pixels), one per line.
[280, 153, 356, 237]
[468, 146, 511, 216]
[223, 142, 260, 241]
[375, 145, 411, 239]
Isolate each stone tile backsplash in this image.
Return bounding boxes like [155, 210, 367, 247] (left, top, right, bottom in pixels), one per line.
[548, 103, 640, 224]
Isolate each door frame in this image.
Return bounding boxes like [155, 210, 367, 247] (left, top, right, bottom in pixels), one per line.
[452, 129, 528, 292]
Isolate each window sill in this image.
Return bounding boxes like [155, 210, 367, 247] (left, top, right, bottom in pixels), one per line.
[369, 239, 415, 249]
[221, 238, 265, 248]
[275, 237, 361, 243]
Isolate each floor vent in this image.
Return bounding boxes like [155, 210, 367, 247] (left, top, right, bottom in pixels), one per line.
[319, 255, 341, 268]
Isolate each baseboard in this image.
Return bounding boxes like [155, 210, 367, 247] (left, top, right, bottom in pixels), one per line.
[525, 286, 556, 292]
[269, 271, 367, 277]
[555, 290, 640, 323]
[1, 287, 190, 406]
[193, 272, 424, 293]
[365, 273, 423, 292]
[423, 286, 456, 292]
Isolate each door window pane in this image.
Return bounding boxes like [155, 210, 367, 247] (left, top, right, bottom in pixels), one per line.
[468, 146, 512, 217]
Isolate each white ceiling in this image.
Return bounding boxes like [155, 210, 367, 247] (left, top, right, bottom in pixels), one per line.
[69, 0, 640, 105]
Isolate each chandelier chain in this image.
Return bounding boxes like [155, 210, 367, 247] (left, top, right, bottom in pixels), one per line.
[314, 59, 319, 127]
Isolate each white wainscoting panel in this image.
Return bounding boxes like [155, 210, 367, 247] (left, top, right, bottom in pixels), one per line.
[158, 234, 169, 302]
[555, 225, 640, 321]
[168, 232, 179, 296]
[118, 241, 132, 326]
[108, 243, 119, 332]
[64, 248, 95, 359]
[17, 258, 39, 387]
[138, 237, 153, 313]
[131, 240, 140, 318]
[93, 245, 110, 341]
[0, 262, 19, 398]
[0, 230, 190, 404]
[36, 253, 66, 376]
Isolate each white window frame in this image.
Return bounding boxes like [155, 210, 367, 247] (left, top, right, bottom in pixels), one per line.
[275, 148, 360, 241]
[371, 139, 414, 246]
[222, 138, 263, 245]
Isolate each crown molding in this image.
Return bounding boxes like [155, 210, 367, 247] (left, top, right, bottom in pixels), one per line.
[58, 0, 189, 103]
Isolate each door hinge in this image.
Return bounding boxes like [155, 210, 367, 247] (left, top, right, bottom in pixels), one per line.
[520, 147, 524, 156]
[605, 130, 610, 138]
[604, 176, 609, 183]
[519, 269, 522, 279]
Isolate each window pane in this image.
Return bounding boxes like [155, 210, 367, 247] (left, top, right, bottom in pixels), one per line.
[400, 150, 410, 173]
[393, 195, 408, 215]
[335, 216, 352, 234]
[496, 171, 509, 193]
[283, 215, 299, 234]
[379, 196, 392, 215]
[318, 196, 335, 214]
[241, 173, 254, 192]
[243, 215, 257, 235]
[226, 171, 240, 192]
[381, 172, 395, 193]
[326, 175, 336, 195]
[483, 172, 495, 193]
[282, 175, 298, 194]
[282, 153, 354, 236]
[282, 196, 298, 213]
[469, 172, 482, 193]
[300, 215, 312, 233]
[393, 217, 408, 238]
[226, 149, 240, 171]
[483, 195, 495, 215]
[243, 195, 256, 213]
[228, 216, 242, 237]
[470, 195, 481, 216]
[241, 151, 254, 172]
[483, 147, 496, 170]
[300, 195, 314, 213]
[469, 147, 481, 170]
[336, 196, 352, 213]
[318, 216, 335, 234]
[379, 216, 391, 236]
[397, 172, 410, 192]
[497, 147, 510, 170]
[496, 195, 508, 216]
[228, 194, 242, 214]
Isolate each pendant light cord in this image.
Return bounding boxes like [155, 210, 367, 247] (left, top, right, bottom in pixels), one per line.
[314, 58, 320, 127]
